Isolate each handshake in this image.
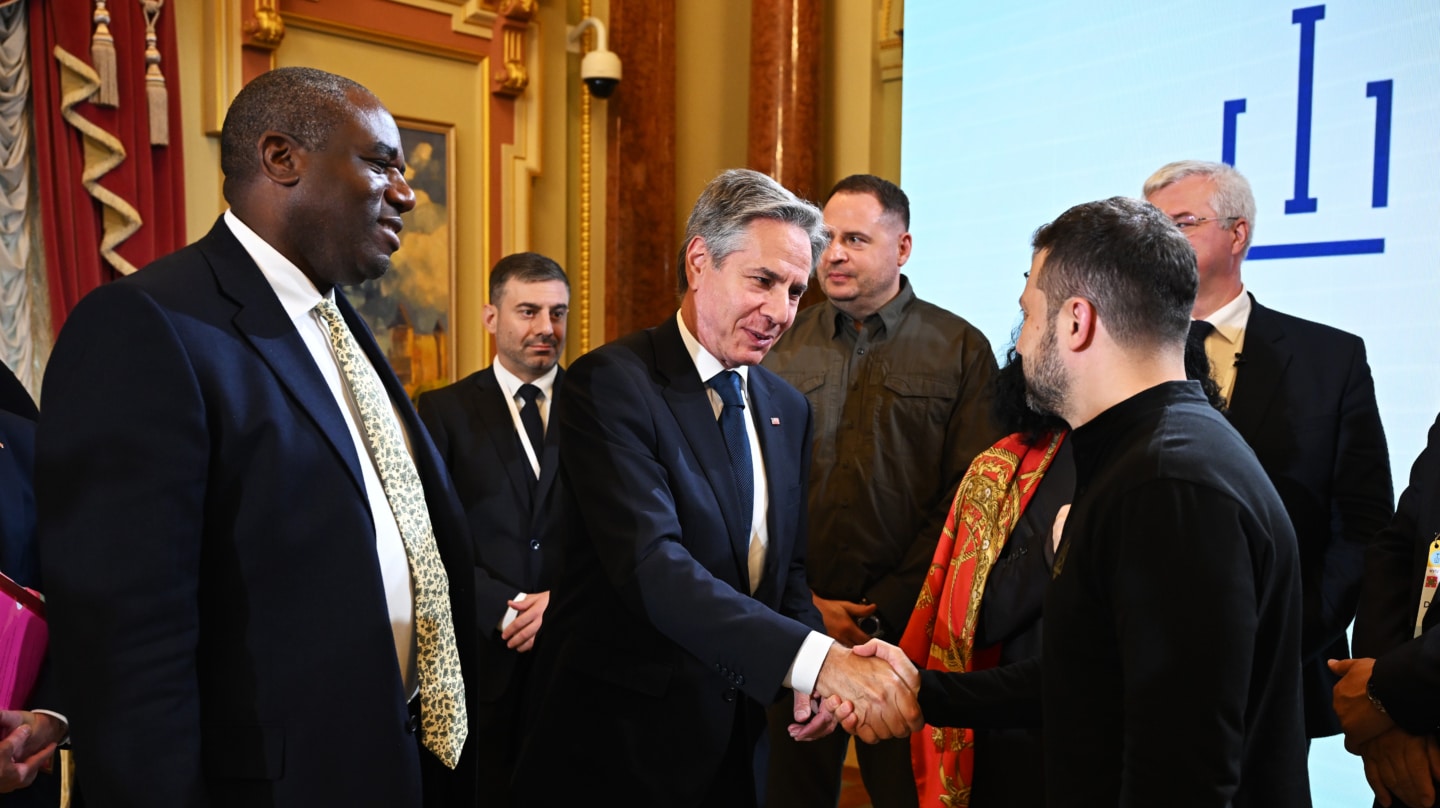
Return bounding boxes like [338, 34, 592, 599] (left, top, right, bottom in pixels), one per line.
[785, 639, 924, 744]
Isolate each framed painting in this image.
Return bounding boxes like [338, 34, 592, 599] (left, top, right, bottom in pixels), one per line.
[343, 117, 457, 401]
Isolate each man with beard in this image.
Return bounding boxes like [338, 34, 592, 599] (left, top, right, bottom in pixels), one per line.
[36, 67, 478, 806]
[417, 252, 570, 805]
[861, 196, 1309, 806]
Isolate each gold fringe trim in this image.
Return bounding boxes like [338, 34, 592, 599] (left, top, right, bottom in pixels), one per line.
[55, 45, 141, 276]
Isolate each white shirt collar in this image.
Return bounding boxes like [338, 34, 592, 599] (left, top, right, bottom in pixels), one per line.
[223, 209, 335, 314]
[1204, 285, 1252, 345]
[676, 309, 749, 389]
[491, 358, 559, 402]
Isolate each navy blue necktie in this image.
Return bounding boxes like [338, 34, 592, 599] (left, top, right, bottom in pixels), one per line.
[517, 383, 545, 473]
[708, 370, 753, 524]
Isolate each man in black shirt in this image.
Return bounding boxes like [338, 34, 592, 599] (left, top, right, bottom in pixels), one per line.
[857, 196, 1310, 806]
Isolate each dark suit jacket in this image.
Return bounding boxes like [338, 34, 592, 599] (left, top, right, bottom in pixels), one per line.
[417, 366, 566, 701]
[513, 315, 825, 805]
[1355, 412, 1440, 731]
[35, 218, 479, 807]
[0, 408, 37, 590]
[1228, 295, 1393, 737]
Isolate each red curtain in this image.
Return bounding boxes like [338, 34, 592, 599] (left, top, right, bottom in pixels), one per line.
[30, 0, 186, 333]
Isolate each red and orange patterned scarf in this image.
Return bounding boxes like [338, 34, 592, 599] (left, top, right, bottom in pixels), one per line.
[898, 429, 1066, 807]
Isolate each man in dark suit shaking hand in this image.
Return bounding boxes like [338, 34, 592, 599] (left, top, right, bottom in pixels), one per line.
[36, 67, 478, 807]
[417, 252, 570, 805]
[514, 169, 923, 807]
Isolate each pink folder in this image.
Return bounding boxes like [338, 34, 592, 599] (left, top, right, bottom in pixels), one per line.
[0, 570, 47, 711]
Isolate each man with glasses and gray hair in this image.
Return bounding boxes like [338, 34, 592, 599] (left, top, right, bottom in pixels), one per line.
[1144, 160, 1394, 756]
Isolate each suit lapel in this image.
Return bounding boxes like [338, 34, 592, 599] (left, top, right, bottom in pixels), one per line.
[1226, 295, 1289, 440]
[203, 221, 367, 500]
[470, 368, 536, 511]
[654, 317, 752, 582]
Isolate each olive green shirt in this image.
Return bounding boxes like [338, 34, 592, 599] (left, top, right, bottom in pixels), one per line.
[762, 276, 1000, 634]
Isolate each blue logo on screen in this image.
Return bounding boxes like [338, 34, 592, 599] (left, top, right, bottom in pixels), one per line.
[1221, 5, 1391, 260]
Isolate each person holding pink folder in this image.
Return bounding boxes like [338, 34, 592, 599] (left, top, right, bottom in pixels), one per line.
[0, 371, 64, 804]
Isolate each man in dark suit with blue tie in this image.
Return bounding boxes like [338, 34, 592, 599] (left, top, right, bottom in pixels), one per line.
[513, 169, 923, 806]
[1145, 161, 1395, 755]
[417, 252, 570, 805]
[35, 67, 478, 807]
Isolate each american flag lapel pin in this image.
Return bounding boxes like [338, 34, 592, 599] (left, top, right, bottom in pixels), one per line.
[770, 417, 780, 426]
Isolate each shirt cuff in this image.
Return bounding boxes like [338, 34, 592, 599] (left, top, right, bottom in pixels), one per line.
[499, 591, 526, 631]
[783, 631, 833, 695]
[31, 709, 70, 745]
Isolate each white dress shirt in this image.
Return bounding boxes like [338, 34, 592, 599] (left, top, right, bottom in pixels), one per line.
[1197, 286, 1252, 404]
[676, 312, 831, 697]
[225, 210, 418, 697]
[490, 359, 558, 479]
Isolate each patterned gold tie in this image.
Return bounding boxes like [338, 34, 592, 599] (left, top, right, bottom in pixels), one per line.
[314, 298, 468, 769]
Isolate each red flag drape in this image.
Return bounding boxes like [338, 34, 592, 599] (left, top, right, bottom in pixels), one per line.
[30, 0, 186, 333]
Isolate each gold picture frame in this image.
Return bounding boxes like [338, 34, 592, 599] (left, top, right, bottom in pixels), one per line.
[343, 117, 458, 400]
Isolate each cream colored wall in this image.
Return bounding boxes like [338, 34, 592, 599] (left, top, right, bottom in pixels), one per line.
[672, 0, 902, 217]
[821, 0, 902, 187]
[674, 2, 751, 238]
[176, 3, 224, 242]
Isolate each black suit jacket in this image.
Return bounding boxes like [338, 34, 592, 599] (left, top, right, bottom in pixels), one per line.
[417, 366, 566, 700]
[36, 218, 479, 807]
[1228, 295, 1393, 737]
[514, 315, 825, 805]
[1355, 411, 1440, 731]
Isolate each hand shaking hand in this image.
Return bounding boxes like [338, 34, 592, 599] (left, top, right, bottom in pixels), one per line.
[814, 639, 922, 744]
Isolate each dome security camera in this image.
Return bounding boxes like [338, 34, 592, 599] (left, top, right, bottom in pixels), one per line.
[568, 16, 621, 100]
[581, 48, 622, 99]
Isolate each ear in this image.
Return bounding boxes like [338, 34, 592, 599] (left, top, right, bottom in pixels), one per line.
[482, 303, 499, 336]
[1229, 218, 1250, 257]
[258, 130, 304, 188]
[1060, 297, 1097, 352]
[895, 231, 913, 268]
[684, 236, 710, 288]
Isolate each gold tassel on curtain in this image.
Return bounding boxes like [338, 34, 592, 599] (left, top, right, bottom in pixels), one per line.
[90, 0, 118, 107]
[141, 0, 166, 146]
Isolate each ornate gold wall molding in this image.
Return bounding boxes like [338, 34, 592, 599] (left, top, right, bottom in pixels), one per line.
[578, 0, 593, 354]
[246, 0, 286, 47]
[387, 0, 496, 38]
[879, 0, 903, 82]
[490, 0, 533, 97]
[282, 13, 484, 62]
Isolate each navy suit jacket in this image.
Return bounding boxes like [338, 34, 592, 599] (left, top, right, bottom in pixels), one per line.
[0, 408, 37, 590]
[36, 218, 479, 807]
[417, 365, 566, 700]
[1227, 295, 1393, 737]
[514, 315, 825, 804]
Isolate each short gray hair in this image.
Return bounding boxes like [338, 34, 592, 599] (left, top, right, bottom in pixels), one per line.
[677, 169, 828, 293]
[1143, 160, 1257, 257]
